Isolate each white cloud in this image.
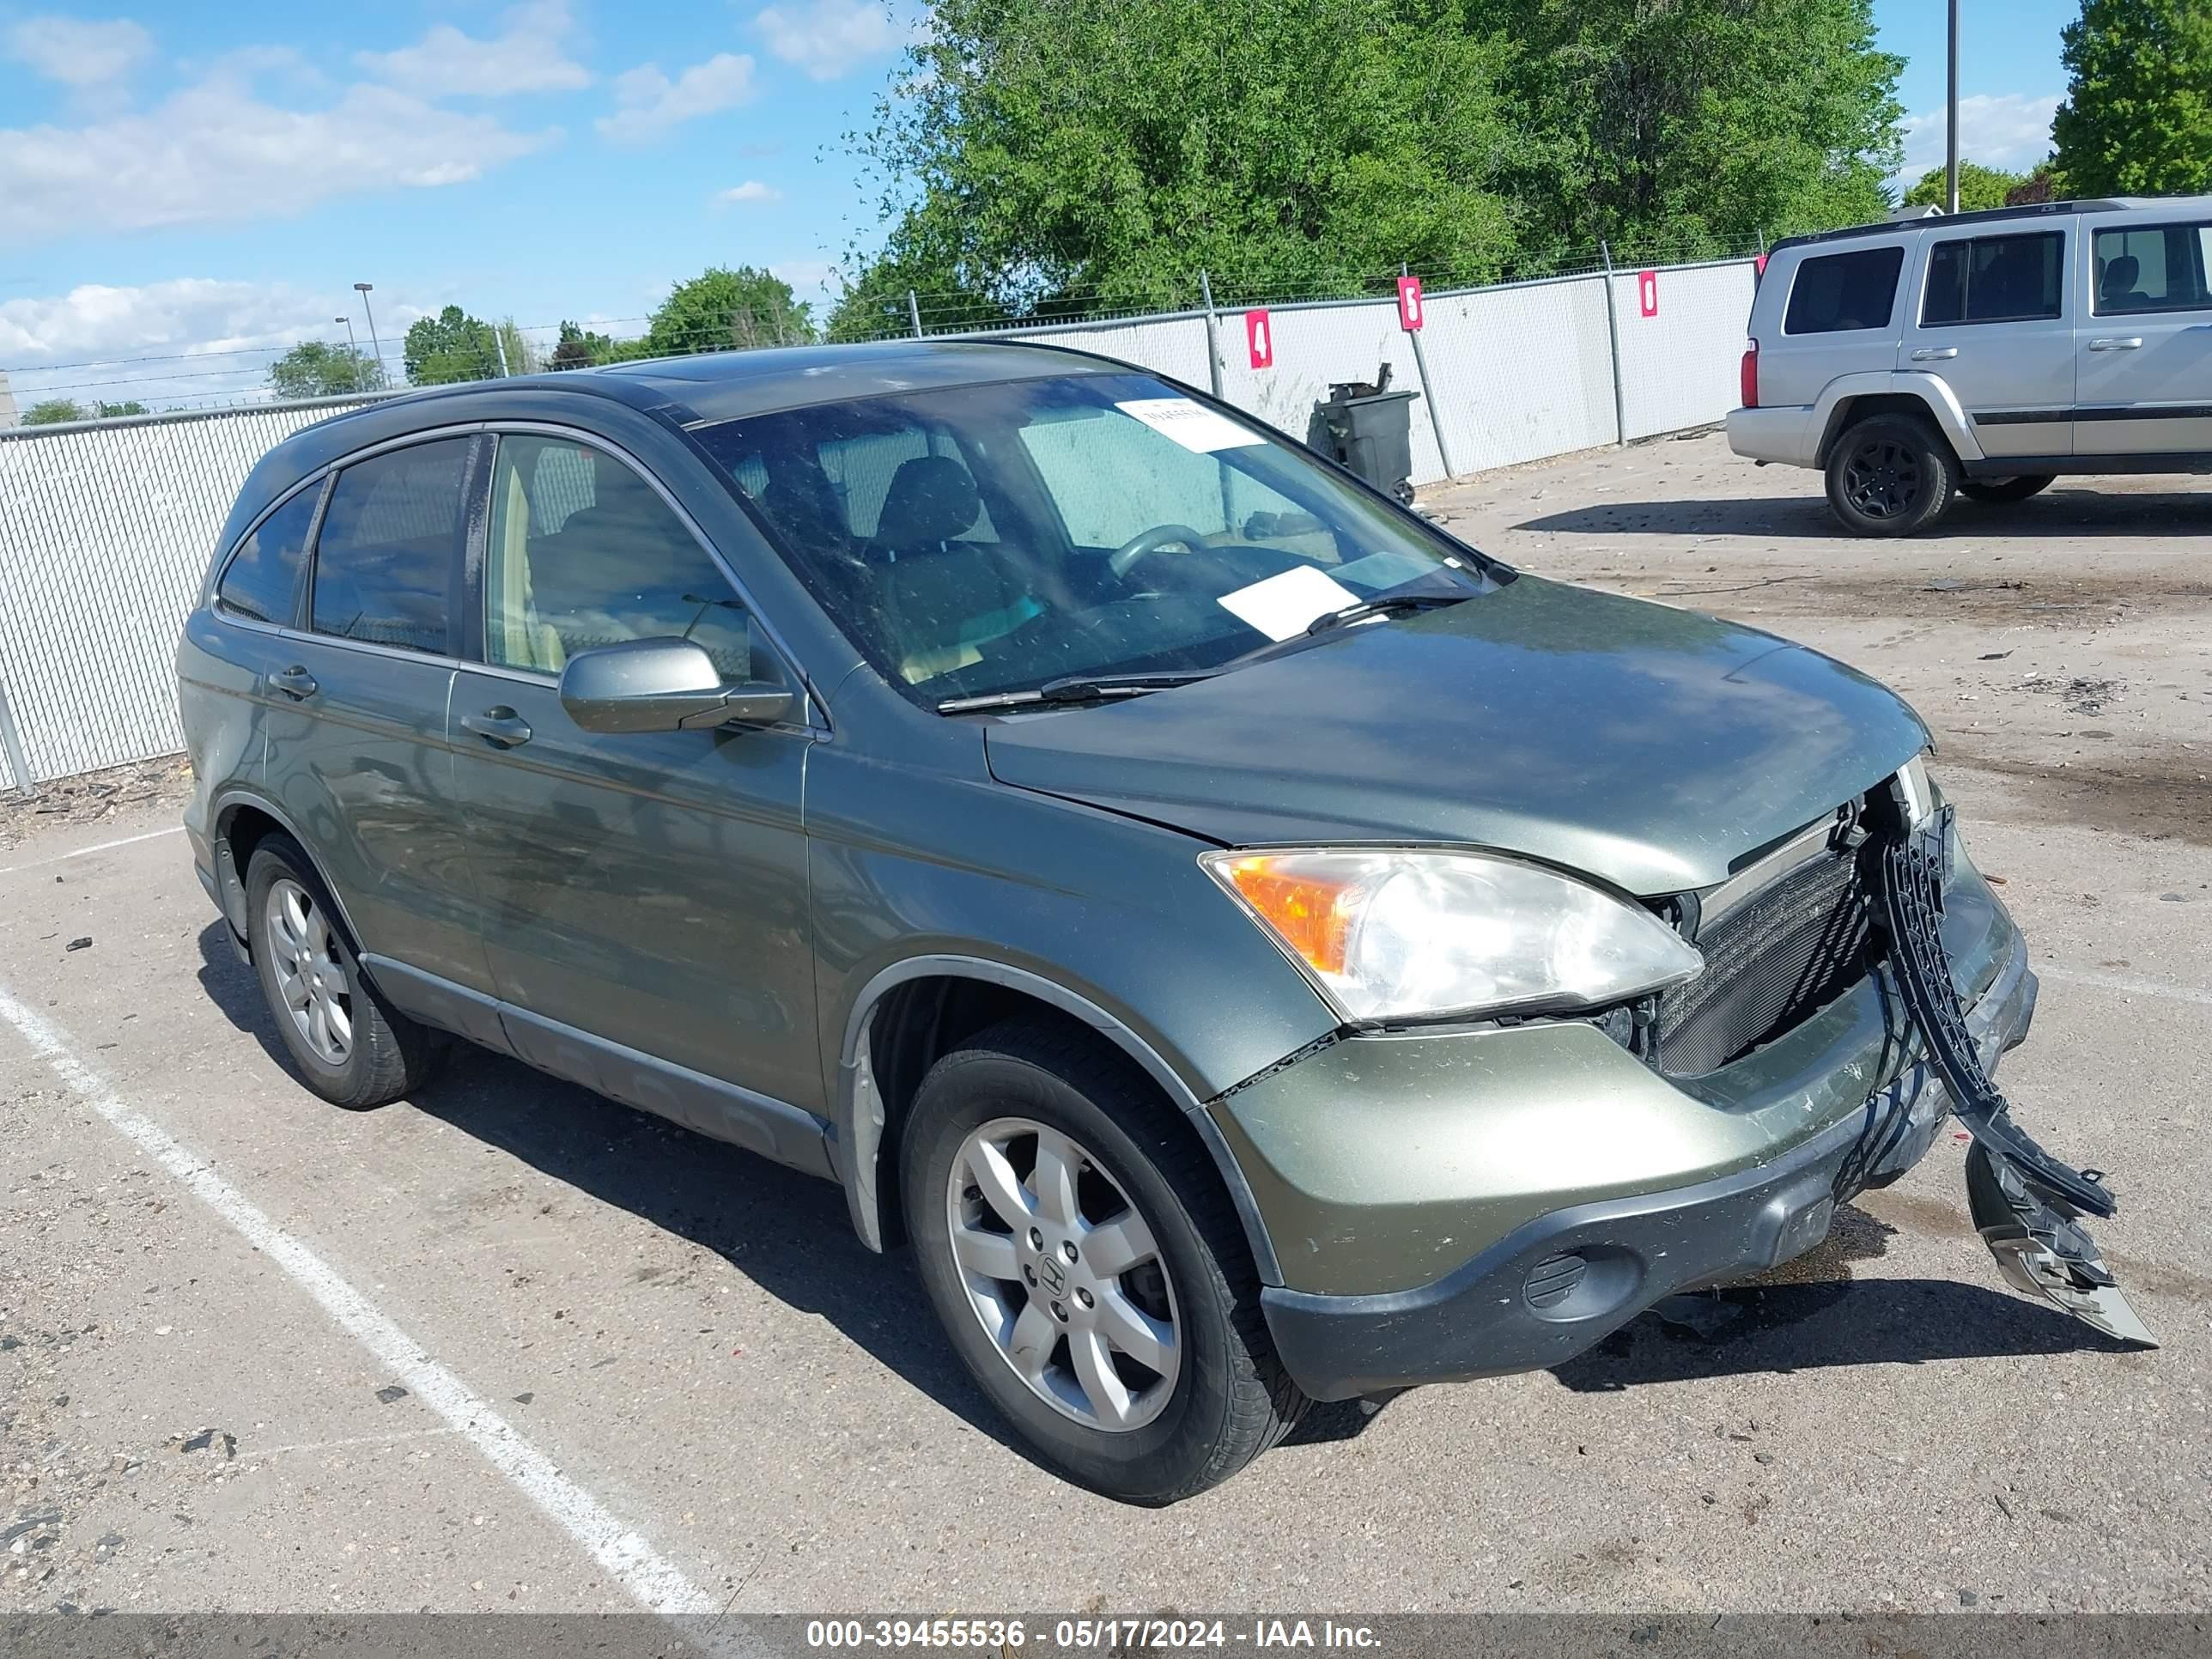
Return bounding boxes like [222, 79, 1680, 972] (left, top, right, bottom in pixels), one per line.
[0, 278, 437, 410]
[0, 74, 556, 245]
[752, 0, 911, 82]
[597, 53, 757, 143]
[1898, 92, 2061, 185]
[355, 0, 590, 98]
[3, 15, 153, 87]
[718, 179, 781, 204]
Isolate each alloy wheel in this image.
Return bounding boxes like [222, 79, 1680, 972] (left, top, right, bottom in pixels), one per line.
[944, 1116, 1182, 1431]
[266, 877, 353, 1066]
[1843, 437, 1923, 520]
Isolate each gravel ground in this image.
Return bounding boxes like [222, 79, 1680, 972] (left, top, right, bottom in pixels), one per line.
[1, 434, 2206, 1620]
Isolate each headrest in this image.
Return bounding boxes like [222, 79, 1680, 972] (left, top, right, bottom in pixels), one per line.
[874, 455, 981, 547]
[2101, 254, 2141, 298]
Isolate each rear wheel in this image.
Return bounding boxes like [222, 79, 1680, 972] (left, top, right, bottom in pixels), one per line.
[245, 834, 446, 1109]
[1824, 414, 1957, 537]
[1960, 474, 2057, 504]
[902, 1017, 1307, 1504]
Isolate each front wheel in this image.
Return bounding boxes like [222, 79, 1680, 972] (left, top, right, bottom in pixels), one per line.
[902, 1018, 1307, 1504]
[1824, 414, 1957, 536]
[1960, 474, 2056, 504]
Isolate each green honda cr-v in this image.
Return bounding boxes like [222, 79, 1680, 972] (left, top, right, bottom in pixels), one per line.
[175, 341, 2151, 1505]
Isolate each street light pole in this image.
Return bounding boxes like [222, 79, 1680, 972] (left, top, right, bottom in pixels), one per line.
[337, 316, 356, 352]
[354, 283, 383, 387]
[1946, 0, 1960, 214]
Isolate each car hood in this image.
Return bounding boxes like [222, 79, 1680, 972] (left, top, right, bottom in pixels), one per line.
[981, 576, 1929, 896]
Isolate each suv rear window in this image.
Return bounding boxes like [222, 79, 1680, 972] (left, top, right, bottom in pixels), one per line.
[309, 438, 474, 654]
[1922, 231, 2065, 326]
[1783, 246, 1905, 334]
[217, 485, 319, 625]
[2093, 222, 2212, 314]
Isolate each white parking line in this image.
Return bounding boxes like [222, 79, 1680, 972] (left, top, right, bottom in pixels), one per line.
[0, 981, 717, 1619]
[0, 823, 185, 877]
[2039, 963, 2212, 1008]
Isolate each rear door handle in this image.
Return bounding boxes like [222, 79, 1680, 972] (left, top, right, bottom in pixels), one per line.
[1909, 346, 1958, 361]
[459, 707, 533, 748]
[268, 665, 319, 700]
[2088, 337, 2144, 350]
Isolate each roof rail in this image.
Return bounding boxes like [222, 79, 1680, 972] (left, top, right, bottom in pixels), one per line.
[1768, 199, 2142, 258]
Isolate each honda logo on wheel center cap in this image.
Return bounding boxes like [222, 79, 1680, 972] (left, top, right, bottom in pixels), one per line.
[1037, 1255, 1067, 1297]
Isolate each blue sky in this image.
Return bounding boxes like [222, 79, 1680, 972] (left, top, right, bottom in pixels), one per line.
[0, 0, 2081, 409]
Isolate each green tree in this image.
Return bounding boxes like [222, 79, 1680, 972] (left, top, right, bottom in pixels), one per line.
[840, 0, 1525, 322]
[2052, 0, 2212, 196]
[403, 305, 502, 386]
[643, 267, 815, 356]
[269, 340, 380, 398]
[495, 317, 540, 376]
[96, 399, 149, 417]
[1901, 160, 2028, 211]
[1496, 0, 1904, 256]
[22, 397, 85, 425]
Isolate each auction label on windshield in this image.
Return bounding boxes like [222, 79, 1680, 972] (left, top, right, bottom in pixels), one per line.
[1117, 397, 1265, 453]
[1217, 564, 1360, 641]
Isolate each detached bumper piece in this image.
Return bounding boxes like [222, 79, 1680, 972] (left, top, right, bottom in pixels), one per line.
[1880, 804, 2156, 1347]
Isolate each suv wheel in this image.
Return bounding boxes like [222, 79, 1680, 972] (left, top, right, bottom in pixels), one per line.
[245, 834, 447, 1109]
[1825, 414, 1957, 536]
[1960, 474, 2056, 505]
[902, 1017, 1309, 1504]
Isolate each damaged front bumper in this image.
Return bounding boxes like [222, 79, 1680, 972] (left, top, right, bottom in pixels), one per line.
[1258, 921, 2047, 1401]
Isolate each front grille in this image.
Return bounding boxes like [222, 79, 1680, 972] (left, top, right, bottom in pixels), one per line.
[1653, 841, 1878, 1077]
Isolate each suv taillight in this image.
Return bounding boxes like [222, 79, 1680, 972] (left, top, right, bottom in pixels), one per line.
[1740, 338, 1759, 410]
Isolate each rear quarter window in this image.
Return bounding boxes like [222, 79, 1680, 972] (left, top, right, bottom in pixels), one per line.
[1922, 231, 2066, 325]
[1782, 246, 1905, 334]
[216, 486, 319, 625]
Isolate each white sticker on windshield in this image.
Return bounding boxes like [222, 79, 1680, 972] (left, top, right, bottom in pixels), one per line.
[1116, 397, 1264, 453]
[1216, 564, 1361, 641]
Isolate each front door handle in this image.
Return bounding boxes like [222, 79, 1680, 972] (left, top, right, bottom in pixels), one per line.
[460, 707, 533, 748]
[1909, 346, 1959, 361]
[2088, 336, 2144, 350]
[268, 665, 319, 700]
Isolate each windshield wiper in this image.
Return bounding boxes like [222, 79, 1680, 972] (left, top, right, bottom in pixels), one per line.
[1302, 592, 1468, 635]
[937, 671, 1216, 715]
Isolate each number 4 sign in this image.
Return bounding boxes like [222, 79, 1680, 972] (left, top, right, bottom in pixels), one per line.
[1246, 309, 1273, 370]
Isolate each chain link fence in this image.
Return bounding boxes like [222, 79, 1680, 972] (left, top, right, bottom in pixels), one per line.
[0, 250, 1757, 792]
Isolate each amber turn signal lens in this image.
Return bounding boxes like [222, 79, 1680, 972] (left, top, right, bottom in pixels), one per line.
[1222, 856, 1358, 975]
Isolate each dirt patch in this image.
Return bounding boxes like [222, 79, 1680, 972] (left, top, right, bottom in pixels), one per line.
[1661, 571, 2212, 628]
[0, 755, 191, 856]
[1855, 1188, 1976, 1243]
[1938, 742, 2212, 845]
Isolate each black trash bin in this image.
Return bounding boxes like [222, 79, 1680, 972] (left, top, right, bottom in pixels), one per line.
[1317, 368, 1419, 503]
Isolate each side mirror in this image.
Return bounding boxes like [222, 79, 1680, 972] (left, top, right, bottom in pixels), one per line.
[558, 637, 794, 734]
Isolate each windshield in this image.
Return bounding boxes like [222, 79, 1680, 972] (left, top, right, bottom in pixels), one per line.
[690, 370, 1500, 708]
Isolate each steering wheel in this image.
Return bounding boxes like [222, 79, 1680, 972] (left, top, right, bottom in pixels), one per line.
[1107, 522, 1209, 580]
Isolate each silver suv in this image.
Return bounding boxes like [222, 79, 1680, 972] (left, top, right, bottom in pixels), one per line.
[1728, 197, 2212, 535]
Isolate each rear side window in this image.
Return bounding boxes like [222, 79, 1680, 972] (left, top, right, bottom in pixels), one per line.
[2093, 222, 2212, 314]
[1922, 232, 2065, 325]
[216, 486, 319, 625]
[1783, 246, 1905, 334]
[309, 439, 474, 654]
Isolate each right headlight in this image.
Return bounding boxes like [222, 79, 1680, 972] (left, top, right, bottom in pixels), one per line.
[1202, 848, 1705, 1024]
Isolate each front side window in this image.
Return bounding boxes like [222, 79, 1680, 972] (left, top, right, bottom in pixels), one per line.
[693, 371, 1498, 705]
[309, 439, 473, 653]
[483, 434, 757, 682]
[1922, 231, 2065, 326]
[2093, 222, 2212, 315]
[1783, 246, 1905, 334]
[217, 484, 319, 625]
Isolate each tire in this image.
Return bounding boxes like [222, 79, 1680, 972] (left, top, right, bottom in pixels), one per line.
[1823, 414, 1958, 536]
[1960, 474, 2056, 505]
[902, 1016, 1308, 1504]
[244, 833, 447, 1109]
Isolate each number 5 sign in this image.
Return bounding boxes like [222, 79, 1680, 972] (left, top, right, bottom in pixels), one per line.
[1396, 274, 1425, 331]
